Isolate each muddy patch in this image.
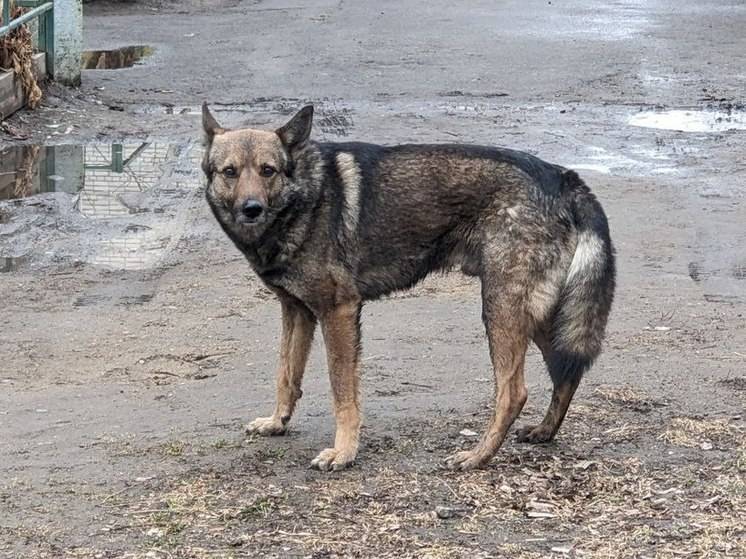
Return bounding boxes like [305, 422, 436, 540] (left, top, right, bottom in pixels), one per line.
[317, 109, 354, 137]
[718, 376, 746, 392]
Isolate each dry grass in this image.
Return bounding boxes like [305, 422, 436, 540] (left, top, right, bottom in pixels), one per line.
[658, 416, 743, 449]
[11, 144, 39, 197]
[3, 405, 745, 558]
[78, 425, 744, 559]
[0, 1, 42, 110]
[594, 384, 662, 412]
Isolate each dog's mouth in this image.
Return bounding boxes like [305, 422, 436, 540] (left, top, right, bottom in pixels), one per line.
[234, 213, 266, 226]
[231, 206, 278, 237]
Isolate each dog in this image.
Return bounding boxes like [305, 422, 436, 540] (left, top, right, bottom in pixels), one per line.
[201, 103, 615, 471]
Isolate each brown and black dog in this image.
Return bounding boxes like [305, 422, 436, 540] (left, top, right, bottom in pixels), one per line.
[201, 103, 615, 471]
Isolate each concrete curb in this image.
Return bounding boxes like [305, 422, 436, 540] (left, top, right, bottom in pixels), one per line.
[0, 51, 45, 119]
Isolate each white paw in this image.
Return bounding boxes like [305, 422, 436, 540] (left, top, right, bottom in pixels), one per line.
[310, 447, 357, 471]
[245, 416, 287, 436]
[444, 449, 489, 471]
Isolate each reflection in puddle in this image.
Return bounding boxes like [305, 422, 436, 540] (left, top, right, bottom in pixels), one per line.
[0, 256, 26, 273]
[0, 142, 202, 271]
[628, 109, 746, 132]
[82, 45, 154, 69]
[1, 143, 172, 215]
[565, 145, 676, 176]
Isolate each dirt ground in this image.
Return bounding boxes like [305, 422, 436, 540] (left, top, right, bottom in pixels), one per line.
[1, 1, 745, 558]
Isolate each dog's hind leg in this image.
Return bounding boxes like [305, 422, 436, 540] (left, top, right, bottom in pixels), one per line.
[446, 271, 529, 470]
[247, 296, 316, 436]
[516, 183, 615, 443]
[515, 331, 581, 443]
[311, 301, 363, 471]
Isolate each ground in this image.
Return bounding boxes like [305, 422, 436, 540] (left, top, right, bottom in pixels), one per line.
[1, 1, 745, 558]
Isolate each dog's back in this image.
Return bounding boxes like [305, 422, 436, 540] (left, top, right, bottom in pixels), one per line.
[315, 142, 600, 302]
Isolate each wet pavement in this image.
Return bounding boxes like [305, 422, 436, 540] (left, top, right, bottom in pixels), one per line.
[1, 1, 745, 557]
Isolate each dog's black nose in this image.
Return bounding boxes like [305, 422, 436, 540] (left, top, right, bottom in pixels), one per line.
[242, 199, 264, 220]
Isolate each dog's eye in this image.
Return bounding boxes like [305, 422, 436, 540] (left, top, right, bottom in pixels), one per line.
[222, 166, 237, 178]
[260, 164, 277, 177]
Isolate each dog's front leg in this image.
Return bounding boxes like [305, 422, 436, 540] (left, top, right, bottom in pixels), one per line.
[311, 301, 362, 471]
[246, 298, 316, 436]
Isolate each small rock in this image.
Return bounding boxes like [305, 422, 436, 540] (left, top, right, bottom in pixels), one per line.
[526, 500, 557, 519]
[229, 536, 246, 547]
[700, 441, 713, 451]
[459, 428, 478, 437]
[146, 527, 163, 538]
[526, 511, 556, 519]
[435, 506, 455, 519]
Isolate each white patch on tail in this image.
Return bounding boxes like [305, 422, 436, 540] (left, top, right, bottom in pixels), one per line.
[336, 152, 361, 234]
[567, 230, 604, 282]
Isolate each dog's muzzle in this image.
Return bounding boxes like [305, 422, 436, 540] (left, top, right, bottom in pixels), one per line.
[237, 199, 265, 224]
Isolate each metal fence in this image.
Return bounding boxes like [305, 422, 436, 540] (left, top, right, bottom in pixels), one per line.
[0, 0, 82, 85]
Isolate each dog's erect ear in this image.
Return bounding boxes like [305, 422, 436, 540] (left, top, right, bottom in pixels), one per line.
[276, 105, 314, 150]
[202, 102, 224, 142]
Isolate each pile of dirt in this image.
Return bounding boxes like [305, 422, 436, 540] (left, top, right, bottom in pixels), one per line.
[0, 1, 42, 110]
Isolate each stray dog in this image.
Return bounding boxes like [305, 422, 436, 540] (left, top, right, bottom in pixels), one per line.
[201, 103, 615, 471]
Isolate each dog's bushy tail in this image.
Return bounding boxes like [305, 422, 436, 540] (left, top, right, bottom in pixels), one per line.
[548, 170, 616, 385]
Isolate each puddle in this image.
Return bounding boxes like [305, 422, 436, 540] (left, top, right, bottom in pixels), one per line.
[0, 256, 27, 273]
[0, 141, 202, 271]
[565, 145, 677, 176]
[628, 109, 746, 132]
[82, 45, 154, 69]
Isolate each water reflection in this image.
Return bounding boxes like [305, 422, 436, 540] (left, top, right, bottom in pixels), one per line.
[0, 256, 26, 273]
[628, 109, 746, 132]
[0, 142, 202, 271]
[1, 142, 170, 214]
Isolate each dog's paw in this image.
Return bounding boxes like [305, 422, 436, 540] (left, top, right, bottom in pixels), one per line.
[515, 424, 554, 444]
[246, 416, 287, 436]
[310, 447, 357, 471]
[444, 449, 489, 471]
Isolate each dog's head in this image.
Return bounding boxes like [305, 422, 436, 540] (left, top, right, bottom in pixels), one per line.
[201, 103, 314, 242]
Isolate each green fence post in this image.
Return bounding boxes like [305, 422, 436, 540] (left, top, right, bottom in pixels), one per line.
[43, 5, 53, 73]
[52, 0, 82, 86]
[2, 2, 10, 28]
[111, 144, 124, 173]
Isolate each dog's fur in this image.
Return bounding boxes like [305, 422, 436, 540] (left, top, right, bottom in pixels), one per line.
[201, 103, 615, 471]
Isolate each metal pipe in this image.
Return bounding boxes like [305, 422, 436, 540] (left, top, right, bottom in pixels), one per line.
[0, 2, 52, 38]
